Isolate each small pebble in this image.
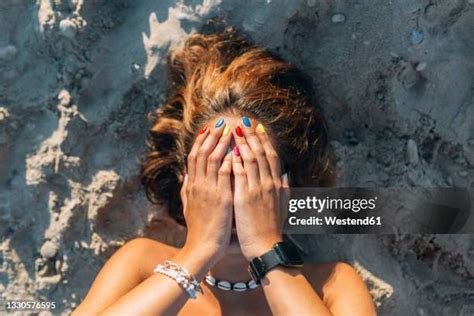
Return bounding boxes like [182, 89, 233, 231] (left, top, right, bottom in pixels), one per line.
[55, 259, 62, 271]
[469, 0, 474, 5]
[57, 89, 72, 106]
[59, 19, 77, 38]
[0, 107, 10, 121]
[416, 62, 427, 72]
[348, 137, 359, 145]
[399, 63, 420, 90]
[0, 45, 18, 61]
[68, 0, 78, 10]
[390, 52, 399, 58]
[306, 0, 317, 7]
[411, 30, 424, 44]
[74, 72, 83, 81]
[332, 13, 346, 23]
[417, 307, 427, 316]
[406, 139, 419, 165]
[40, 241, 58, 259]
[131, 62, 141, 74]
[458, 171, 468, 177]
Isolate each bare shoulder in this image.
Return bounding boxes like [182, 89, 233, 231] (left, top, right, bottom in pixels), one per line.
[302, 262, 377, 316]
[107, 237, 181, 281]
[72, 238, 178, 315]
[127, 237, 180, 279]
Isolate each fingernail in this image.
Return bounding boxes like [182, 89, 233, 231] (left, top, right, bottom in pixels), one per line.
[242, 116, 251, 127]
[282, 173, 288, 181]
[256, 123, 266, 134]
[215, 118, 225, 128]
[233, 146, 240, 156]
[199, 125, 208, 134]
[223, 125, 230, 136]
[235, 126, 244, 137]
[226, 146, 232, 154]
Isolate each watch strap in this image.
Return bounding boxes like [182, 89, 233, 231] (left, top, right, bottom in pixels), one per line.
[248, 241, 303, 284]
[260, 248, 282, 272]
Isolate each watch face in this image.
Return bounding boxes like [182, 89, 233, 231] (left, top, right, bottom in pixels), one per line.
[276, 242, 304, 266]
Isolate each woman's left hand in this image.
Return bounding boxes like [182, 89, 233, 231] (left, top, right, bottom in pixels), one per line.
[232, 122, 289, 261]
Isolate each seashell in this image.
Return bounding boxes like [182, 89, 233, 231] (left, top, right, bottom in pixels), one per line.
[205, 275, 216, 286]
[217, 280, 231, 291]
[248, 280, 259, 289]
[232, 282, 247, 292]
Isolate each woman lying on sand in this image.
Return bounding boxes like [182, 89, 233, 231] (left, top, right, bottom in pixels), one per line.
[73, 29, 376, 315]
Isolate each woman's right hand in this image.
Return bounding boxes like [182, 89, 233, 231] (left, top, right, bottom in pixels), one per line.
[85, 123, 233, 316]
[179, 121, 233, 265]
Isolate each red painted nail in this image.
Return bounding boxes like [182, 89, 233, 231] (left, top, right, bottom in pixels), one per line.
[233, 146, 240, 156]
[235, 126, 243, 137]
[199, 125, 208, 134]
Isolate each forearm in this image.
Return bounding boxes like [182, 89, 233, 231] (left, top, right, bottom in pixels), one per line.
[262, 266, 333, 316]
[99, 247, 213, 315]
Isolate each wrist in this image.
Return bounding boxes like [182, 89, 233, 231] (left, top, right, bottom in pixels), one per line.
[244, 235, 283, 261]
[173, 244, 217, 281]
[260, 265, 304, 288]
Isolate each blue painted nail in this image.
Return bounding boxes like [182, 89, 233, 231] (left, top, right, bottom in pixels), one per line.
[242, 116, 251, 127]
[215, 118, 225, 128]
[226, 146, 232, 154]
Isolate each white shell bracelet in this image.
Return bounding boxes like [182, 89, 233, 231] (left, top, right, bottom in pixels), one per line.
[205, 274, 259, 292]
[154, 260, 203, 299]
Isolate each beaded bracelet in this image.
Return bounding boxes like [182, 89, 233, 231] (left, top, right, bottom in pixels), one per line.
[154, 260, 203, 299]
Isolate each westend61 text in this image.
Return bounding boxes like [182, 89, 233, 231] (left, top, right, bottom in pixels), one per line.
[288, 216, 382, 226]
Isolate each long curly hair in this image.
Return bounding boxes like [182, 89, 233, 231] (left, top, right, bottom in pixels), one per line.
[140, 28, 334, 225]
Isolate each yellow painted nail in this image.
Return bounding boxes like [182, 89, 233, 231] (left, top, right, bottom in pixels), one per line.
[223, 125, 230, 136]
[256, 123, 266, 134]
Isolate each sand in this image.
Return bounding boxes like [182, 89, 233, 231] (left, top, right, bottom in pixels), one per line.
[0, 0, 473, 315]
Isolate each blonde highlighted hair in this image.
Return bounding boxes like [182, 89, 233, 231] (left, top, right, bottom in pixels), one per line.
[141, 28, 334, 225]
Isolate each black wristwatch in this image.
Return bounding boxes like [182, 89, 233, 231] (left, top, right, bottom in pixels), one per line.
[248, 241, 304, 284]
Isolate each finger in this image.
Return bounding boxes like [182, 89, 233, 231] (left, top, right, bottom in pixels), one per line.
[181, 173, 188, 217]
[195, 118, 226, 180]
[232, 146, 248, 192]
[217, 149, 232, 190]
[233, 125, 260, 189]
[281, 173, 289, 188]
[207, 125, 232, 185]
[241, 117, 272, 184]
[255, 123, 282, 182]
[280, 173, 290, 231]
[187, 125, 209, 183]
